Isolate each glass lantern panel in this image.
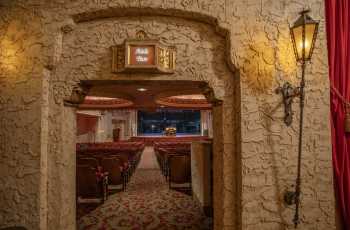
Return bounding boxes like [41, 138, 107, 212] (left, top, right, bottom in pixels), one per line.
[291, 23, 317, 61]
[304, 23, 317, 59]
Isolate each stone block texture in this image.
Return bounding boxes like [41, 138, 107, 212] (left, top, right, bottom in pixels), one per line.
[0, 0, 334, 230]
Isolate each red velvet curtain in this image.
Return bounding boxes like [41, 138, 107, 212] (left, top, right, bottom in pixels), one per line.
[325, 0, 350, 229]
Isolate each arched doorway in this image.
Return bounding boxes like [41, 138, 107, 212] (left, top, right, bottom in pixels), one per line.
[47, 11, 241, 229]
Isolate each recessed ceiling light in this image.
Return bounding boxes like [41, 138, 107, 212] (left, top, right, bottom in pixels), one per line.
[137, 88, 148, 92]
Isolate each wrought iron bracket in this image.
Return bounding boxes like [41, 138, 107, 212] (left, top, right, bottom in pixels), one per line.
[275, 82, 300, 126]
[284, 190, 297, 205]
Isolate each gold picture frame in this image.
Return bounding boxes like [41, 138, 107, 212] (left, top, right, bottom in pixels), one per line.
[112, 33, 176, 74]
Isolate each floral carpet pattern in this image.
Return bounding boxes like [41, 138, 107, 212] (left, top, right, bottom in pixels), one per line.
[78, 150, 212, 230]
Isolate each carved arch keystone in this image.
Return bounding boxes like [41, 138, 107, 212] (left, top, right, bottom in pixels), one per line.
[64, 83, 90, 107]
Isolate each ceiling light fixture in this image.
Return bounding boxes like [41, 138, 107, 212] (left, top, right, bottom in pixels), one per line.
[137, 88, 148, 92]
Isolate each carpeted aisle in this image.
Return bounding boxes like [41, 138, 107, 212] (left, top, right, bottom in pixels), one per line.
[138, 146, 159, 169]
[78, 147, 212, 230]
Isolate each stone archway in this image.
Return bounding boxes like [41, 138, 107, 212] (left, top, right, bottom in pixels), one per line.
[0, 1, 336, 230]
[46, 9, 241, 230]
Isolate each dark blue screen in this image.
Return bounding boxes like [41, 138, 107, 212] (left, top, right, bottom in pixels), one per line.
[137, 109, 201, 135]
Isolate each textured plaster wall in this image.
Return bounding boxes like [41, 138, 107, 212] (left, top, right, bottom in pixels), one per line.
[0, 4, 47, 230]
[231, 2, 335, 229]
[0, 1, 335, 230]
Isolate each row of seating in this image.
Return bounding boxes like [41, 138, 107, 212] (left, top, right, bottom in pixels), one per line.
[130, 136, 211, 146]
[154, 142, 192, 193]
[76, 142, 145, 204]
[77, 141, 145, 153]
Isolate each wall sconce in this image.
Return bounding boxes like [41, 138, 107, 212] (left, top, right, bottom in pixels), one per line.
[276, 10, 319, 228]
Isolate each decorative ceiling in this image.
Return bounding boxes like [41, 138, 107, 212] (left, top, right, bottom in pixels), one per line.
[170, 94, 206, 100]
[78, 80, 212, 110]
[79, 96, 134, 109]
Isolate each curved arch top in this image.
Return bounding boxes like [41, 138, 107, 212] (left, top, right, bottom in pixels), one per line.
[70, 6, 237, 73]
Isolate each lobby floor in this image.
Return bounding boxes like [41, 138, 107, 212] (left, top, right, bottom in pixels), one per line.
[78, 147, 212, 230]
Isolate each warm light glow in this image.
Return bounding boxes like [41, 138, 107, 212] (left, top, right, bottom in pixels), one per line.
[241, 26, 276, 94]
[299, 40, 309, 50]
[277, 34, 298, 84]
[137, 88, 148, 92]
[0, 39, 19, 72]
[85, 96, 115, 100]
[0, 18, 43, 80]
[170, 94, 206, 100]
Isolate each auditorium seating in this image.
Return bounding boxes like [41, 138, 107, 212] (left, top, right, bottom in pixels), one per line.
[130, 136, 211, 146]
[154, 141, 192, 193]
[76, 165, 107, 204]
[76, 142, 145, 202]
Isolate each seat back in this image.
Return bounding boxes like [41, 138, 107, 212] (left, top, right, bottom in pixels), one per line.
[76, 165, 101, 198]
[169, 155, 191, 184]
[0, 227, 27, 230]
[77, 157, 99, 169]
[115, 153, 129, 165]
[101, 158, 123, 185]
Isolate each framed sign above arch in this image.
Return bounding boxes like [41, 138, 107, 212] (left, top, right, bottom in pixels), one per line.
[111, 30, 176, 74]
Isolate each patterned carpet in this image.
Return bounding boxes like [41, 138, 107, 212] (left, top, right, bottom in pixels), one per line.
[78, 148, 212, 230]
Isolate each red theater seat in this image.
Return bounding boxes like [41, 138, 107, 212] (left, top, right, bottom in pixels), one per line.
[154, 141, 192, 185]
[76, 165, 107, 204]
[76, 141, 145, 191]
[101, 157, 125, 192]
[168, 154, 192, 193]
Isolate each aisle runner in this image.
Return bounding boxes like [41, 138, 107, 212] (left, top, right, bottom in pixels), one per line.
[78, 148, 212, 230]
[138, 146, 159, 169]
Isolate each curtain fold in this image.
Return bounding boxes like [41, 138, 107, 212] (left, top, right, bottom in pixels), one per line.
[325, 0, 350, 229]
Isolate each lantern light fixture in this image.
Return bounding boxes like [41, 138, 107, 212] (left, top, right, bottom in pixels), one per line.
[290, 10, 319, 63]
[276, 10, 319, 126]
[276, 10, 319, 228]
